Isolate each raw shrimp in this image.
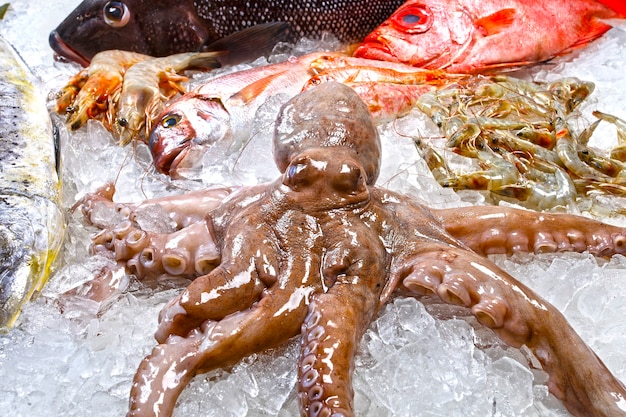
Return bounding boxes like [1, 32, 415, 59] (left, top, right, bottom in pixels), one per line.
[55, 50, 222, 144]
[55, 50, 149, 131]
[440, 149, 523, 197]
[115, 52, 222, 144]
[554, 117, 611, 180]
[415, 74, 626, 209]
[592, 110, 626, 161]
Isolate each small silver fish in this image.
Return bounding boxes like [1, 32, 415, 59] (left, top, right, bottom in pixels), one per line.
[0, 36, 65, 328]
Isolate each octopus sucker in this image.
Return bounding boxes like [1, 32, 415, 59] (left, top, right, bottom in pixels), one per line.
[434, 204, 626, 258]
[76, 82, 626, 417]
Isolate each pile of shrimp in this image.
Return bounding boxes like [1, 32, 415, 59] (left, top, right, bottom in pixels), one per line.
[415, 75, 626, 210]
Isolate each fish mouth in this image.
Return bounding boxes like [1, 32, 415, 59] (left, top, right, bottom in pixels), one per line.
[149, 133, 191, 177]
[165, 147, 191, 179]
[354, 36, 395, 62]
[48, 31, 90, 67]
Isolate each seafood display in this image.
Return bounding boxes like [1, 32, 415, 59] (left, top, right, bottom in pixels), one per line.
[0, 35, 65, 328]
[54, 50, 461, 164]
[148, 53, 459, 177]
[2, 0, 626, 416]
[77, 82, 626, 417]
[49, 0, 405, 67]
[414, 75, 626, 209]
[354, 0, 626, 73]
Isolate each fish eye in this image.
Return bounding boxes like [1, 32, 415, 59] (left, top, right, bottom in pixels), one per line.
[161, 114, 181, 128]
[103, 1, 130, 28]
[391, 5, 433, 33]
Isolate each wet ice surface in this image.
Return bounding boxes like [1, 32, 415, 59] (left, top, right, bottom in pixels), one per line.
[1, 1, 626, 416]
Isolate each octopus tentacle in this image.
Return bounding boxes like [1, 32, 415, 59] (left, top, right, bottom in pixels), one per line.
[155, 219, 284, 341]
[435, 205, 626, 256]
[397, 244, 626, 417]
[299, 243, 385, 417]
[129, 285, 312, 417]
[79, 185, 231, 229]
[299, 285, 380, 417]
[122, 187, 232, 229]
[93, 220, 217, 279]
[155, 263, 267, 342]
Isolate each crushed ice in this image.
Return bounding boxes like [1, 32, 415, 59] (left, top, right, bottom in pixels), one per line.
[1, 1, 626, 416]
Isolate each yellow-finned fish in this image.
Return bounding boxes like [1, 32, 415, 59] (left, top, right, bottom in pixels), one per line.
[0, 35, 65, 329]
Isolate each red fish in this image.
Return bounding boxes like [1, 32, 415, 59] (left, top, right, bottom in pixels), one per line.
[354, 0, 626, 73]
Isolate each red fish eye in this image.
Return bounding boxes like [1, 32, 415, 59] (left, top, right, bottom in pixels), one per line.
[391, 5, 433, 33]
[103, 1, 130, 28]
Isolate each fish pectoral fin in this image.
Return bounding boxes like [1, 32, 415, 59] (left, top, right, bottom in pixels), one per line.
[228, 69, 290, 106]
[474, 8, 516, 37]
[203, 22, 292, 66]
[560, 19, 613, 55]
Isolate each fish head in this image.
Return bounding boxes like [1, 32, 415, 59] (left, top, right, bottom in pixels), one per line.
[50, 0, 208, 66]
[354, 0, 474, 70]
[148, 94, 231, 177]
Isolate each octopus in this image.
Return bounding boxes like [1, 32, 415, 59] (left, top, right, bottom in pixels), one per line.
[78, 82, 626, 417]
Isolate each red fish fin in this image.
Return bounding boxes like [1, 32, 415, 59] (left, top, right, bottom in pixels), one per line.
[594, 0, 626, 17]
[475, 9, 516, 36]
[561, 19, 613, 54]
[229, 70, 289, 106]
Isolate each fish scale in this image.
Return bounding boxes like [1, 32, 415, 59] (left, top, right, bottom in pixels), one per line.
[194, 0, 395, 38]
[0, 35, 65, 329]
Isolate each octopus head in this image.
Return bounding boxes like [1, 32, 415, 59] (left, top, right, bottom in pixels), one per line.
[273, 82, 381, 185]
[282, 147, 370, 209]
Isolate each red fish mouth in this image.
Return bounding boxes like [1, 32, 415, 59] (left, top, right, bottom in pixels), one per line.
[149, 131, 192, 177]
[354, 35, 395, 62]
[152, 145, 191, 178]
[48, 31, 90, 67]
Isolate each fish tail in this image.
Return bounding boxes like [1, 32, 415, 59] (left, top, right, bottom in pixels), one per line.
[595, 0, 626, 17]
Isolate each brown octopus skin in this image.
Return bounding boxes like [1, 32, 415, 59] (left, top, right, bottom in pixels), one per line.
[77, 82, 626, 417]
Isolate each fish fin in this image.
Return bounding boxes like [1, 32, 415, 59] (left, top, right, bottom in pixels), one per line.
[229, 70, 289, 106]
[562, 19, 613, 54]
[0, 3, 9, 20]
[203, 22, 292, 66]
[475, 9, 516, 36]
[594, 0, 626, 17]
[185, 52, 226, 70]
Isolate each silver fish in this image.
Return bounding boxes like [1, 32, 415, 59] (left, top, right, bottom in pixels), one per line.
[0, 36, 65, 328]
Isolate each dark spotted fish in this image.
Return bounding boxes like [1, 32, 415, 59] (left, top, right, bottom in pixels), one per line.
[49, 0, 405, 67]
